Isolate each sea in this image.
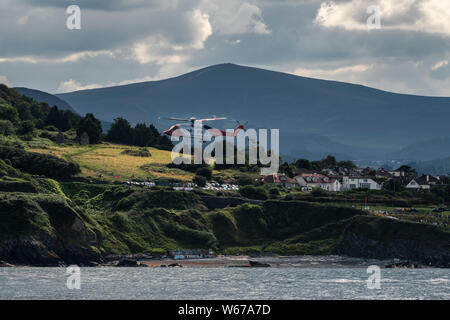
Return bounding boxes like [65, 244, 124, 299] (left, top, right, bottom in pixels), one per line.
[0, 257, 448, 300]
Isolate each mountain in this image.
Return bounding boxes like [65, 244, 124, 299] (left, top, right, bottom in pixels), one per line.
[54, 63, 450, 160]
[14, 87, 76, 113]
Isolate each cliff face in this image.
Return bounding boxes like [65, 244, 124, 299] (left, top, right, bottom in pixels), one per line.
[0, 193, 101, 266]
[1, 188, 449, 267]
[334, 216, 450, 267]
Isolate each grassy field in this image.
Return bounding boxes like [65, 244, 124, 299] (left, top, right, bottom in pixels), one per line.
[27, 141, 194, 181]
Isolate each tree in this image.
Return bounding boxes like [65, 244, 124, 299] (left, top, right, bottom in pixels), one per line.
[337, 160, 356, 169]
[193, 175, 207, 187]
[295, 158, 311, 169]
[322, 155, 337, 167]
[0, 120, 15, 136]
[77, 113, 102, 144]
[383, 179, 405, 192]
[157, 134, 173, 151]
[0, 102, 20, 124]
[196, 167, 212, 180]
[45, 106, 71, 131]
[17, 120, 35, 135]
[106, 118, 133, 144]
[132, 123, 155, 147]
[396, 165, 416, 175]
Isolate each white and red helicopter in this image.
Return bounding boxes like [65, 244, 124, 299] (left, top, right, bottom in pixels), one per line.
[162, 116, 247, 138]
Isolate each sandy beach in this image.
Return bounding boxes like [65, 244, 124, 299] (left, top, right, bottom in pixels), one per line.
[138, 255, 395, 268]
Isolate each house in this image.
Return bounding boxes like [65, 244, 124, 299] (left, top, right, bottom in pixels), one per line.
[404, 178, 421, 190]
[169, 249, 215, 260]
[79, 132, 90, 145]
[342, 176, 382, 190]
[55, 132, 65, 144]
[263, 173, 299, 188]
[376, 168, 393, 179]
[402, 176, 432, 190]
[294, 173, 342, 192]
[417, 174, 440, 186]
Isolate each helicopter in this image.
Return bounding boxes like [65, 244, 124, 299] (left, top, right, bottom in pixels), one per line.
[162, 116, 247, 137]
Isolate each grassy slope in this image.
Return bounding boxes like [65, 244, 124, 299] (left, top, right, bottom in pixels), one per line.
[27, 140, 194, 181]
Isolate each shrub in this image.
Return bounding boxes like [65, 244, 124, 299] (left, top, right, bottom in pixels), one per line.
[44, 125, 59, 132]
[239, 185, 268, 200]
[17, 120, 35, 135]
[0, 120, 15, 136]
[311, 188, 327, 197]
[269, 187, 280, 196]
[0, 146, 81, 178]
[120, 148, 151, 157]
[237, 176, 254, 186]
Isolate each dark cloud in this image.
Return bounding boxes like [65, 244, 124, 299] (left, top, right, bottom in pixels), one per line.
[20, 0, 172, 11]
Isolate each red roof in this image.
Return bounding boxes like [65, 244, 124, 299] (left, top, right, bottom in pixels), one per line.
[263, 173, 297, 184]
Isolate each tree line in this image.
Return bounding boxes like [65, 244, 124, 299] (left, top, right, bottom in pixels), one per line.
[105, 117, 172, 150]
[0, 85, 171, 149]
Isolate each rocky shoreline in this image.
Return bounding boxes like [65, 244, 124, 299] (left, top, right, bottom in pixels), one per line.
[1, 254, 447, 269]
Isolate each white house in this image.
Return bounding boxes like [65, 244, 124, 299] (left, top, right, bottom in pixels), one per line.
[405, 178, 421, 190]
[342, 176, 381, 190]
[294, 173, 342, 192]
[404, 177, 430, 190]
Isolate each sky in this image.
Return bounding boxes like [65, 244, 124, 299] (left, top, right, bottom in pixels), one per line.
[0, 0, 450, 96]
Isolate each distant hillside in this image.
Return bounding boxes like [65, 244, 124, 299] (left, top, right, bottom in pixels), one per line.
[14, 87, 76, 113]
[388, 137, 450, 161]
[411, 157, 450, 176]
[55, 64, 450, 160]
[13, 87, 113, 132]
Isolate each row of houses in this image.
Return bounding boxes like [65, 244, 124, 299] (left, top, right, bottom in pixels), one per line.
[261, 170, 445, 192]
[262, 173, 381, 191]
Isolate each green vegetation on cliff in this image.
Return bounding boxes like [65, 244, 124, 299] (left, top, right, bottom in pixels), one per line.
[0, 166, 449, 265]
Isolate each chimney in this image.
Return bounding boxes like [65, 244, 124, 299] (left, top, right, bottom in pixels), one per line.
[426, 175, 429, 182]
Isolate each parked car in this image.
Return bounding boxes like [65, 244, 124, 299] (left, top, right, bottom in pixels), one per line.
[432, 207, 448, 213]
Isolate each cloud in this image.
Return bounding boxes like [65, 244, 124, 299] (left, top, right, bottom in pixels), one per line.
[189, 9, 213, 49]
[0, 50, 116, 64]
[132, 36, 186, 65]
[57, 79, 103, 93]
[1, 0, 450, 97]
[20, 0, 176, 11]
[292, 64, 374, 78]
[131, 9, 211, 64]
[314, 0, 450, 35]
[432, 60, 448, 71]
[56, 64, 194, 93]
[201, 0, 271, 35]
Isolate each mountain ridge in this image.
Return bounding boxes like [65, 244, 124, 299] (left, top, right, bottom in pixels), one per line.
[31, 63, 450, 161]
[14, 87, 76, 113]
